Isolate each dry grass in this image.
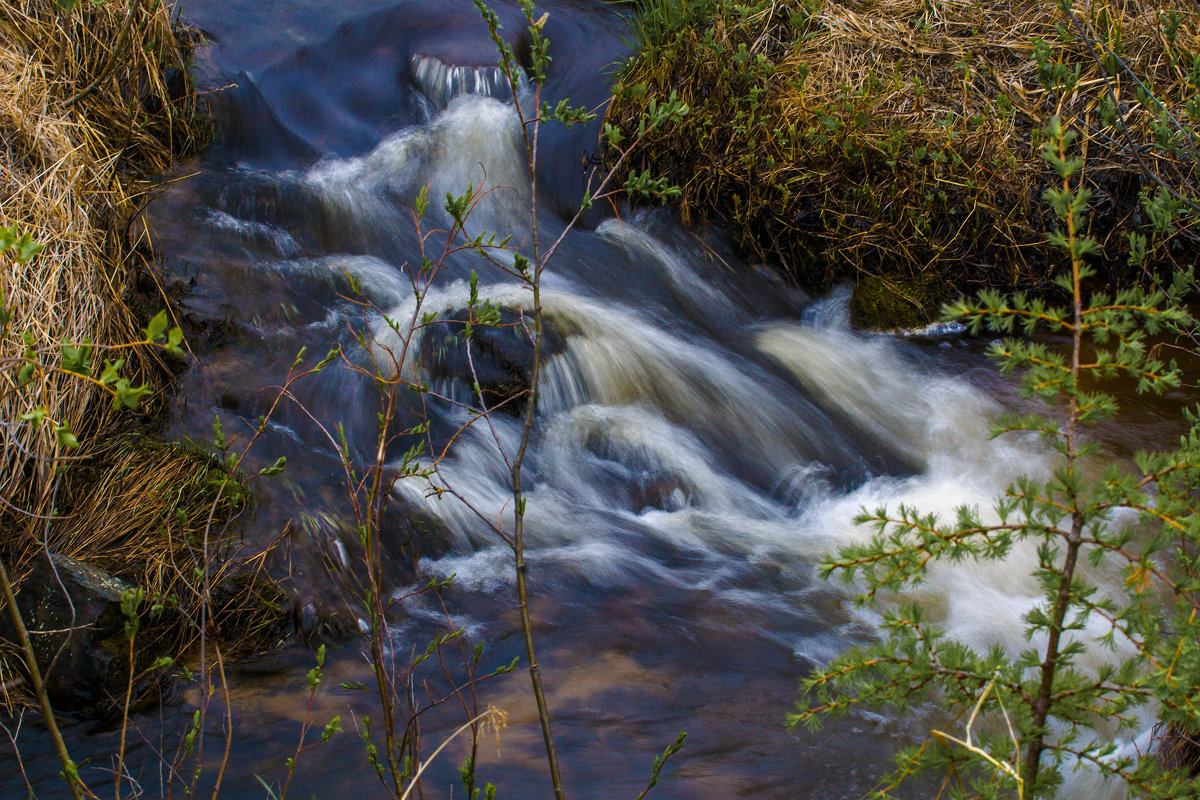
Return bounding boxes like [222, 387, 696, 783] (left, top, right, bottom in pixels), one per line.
[0, 0, 204, 565]
[1154, 721, 1200, 777]
[610, 0, 1200, 320]
[62, 438, 246, 593]
[62, 437, 283, 665]
[0, 0, 279, 711]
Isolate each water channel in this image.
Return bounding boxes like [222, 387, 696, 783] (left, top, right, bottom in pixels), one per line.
[8, 1, 1199, 797]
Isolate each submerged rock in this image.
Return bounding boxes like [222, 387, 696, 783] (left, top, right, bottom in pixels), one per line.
[421, 306, 567, 414]
[7, 554, 137, 714]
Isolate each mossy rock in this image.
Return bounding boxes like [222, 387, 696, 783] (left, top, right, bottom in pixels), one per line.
[849, 274, 949, 331]
[7, 553, 176, 715]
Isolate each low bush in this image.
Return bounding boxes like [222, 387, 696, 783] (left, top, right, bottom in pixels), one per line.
[608, 0, 1200, 323]
[794, 117, 1200, 799]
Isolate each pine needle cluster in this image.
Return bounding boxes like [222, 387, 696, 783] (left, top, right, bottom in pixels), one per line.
[793, 116, 1200, 799]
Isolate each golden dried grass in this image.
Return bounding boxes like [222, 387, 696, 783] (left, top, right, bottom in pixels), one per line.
[0, 0, 205, 576]
[611, 0, 1200, 314]
[0, 2, 284, 716]
[1154, 720, 1200, 777]
[0, 3, 290, 718]
[0, 41, 133, 528]
[61, 438, 243, 594]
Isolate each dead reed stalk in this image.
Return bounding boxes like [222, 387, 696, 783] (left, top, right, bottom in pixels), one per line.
[1, 0, 204, 554]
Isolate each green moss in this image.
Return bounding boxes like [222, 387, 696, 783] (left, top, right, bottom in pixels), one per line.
[849, 274, 949, 331]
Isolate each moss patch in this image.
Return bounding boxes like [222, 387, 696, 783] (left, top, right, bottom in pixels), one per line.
[850, 273, 951, 330]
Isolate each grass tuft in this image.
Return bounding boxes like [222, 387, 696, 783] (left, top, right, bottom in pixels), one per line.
[609, 0, 1200, 321]
[0, 0, 280, 713]
[1, 0, 206, 533]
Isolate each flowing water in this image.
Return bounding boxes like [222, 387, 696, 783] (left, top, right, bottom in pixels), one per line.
[6, 1, 1199, 797]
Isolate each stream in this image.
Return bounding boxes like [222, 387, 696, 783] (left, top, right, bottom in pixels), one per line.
[6, 0, 1199, 797]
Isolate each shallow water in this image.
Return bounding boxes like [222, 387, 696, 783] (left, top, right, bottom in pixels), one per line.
[4, 1, 1197, 797]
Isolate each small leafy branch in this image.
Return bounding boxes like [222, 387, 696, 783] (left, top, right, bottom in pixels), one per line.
[0, 224, 191, 800]
[255, 645, 344, 800]
[272, 2, 693, 797]
[1, 226, 183, 459]
[379, 2, 695, 798]
[318, 191, 525, 796]
[792, 116, 1200, 799]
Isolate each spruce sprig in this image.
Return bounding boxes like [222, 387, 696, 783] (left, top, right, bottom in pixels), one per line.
[791, 115, 1200, 800]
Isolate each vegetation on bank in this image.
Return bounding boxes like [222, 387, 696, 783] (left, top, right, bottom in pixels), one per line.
[608, 0, 1200, 327]
[0, 0, 277, 718]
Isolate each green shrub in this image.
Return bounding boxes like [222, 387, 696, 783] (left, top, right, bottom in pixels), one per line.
[608, 0, 1200, 320]
[793, 117, 1200, 798]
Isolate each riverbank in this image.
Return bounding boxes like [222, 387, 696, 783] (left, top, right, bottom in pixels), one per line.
[608, 0, 1200, 328]
[0, 0, 276, 714]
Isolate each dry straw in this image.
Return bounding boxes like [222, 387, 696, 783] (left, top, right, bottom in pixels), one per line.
[611, 0, 1200, 311]
[0, 0, 210, 619]
[0, 0, 284, 714]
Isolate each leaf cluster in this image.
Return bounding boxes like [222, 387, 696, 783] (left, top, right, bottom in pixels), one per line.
[3, 229, 187, 455]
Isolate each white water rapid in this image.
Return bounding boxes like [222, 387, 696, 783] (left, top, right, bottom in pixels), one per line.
[130, 13, 1170, 793]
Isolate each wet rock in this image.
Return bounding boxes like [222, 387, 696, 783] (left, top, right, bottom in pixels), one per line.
[291, 597, 363, 643]
[5, 553, 135, 714]
[630, 473, 688, 513]
[421, 306, 566, 414]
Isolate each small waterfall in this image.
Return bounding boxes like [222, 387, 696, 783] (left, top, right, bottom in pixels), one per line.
[148, 14, 1174, 791]
[198, 97, 531, 264]
[755, 323, 977, 468]
[410, 54, 530, 117]
[302, 95, 527, 225]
